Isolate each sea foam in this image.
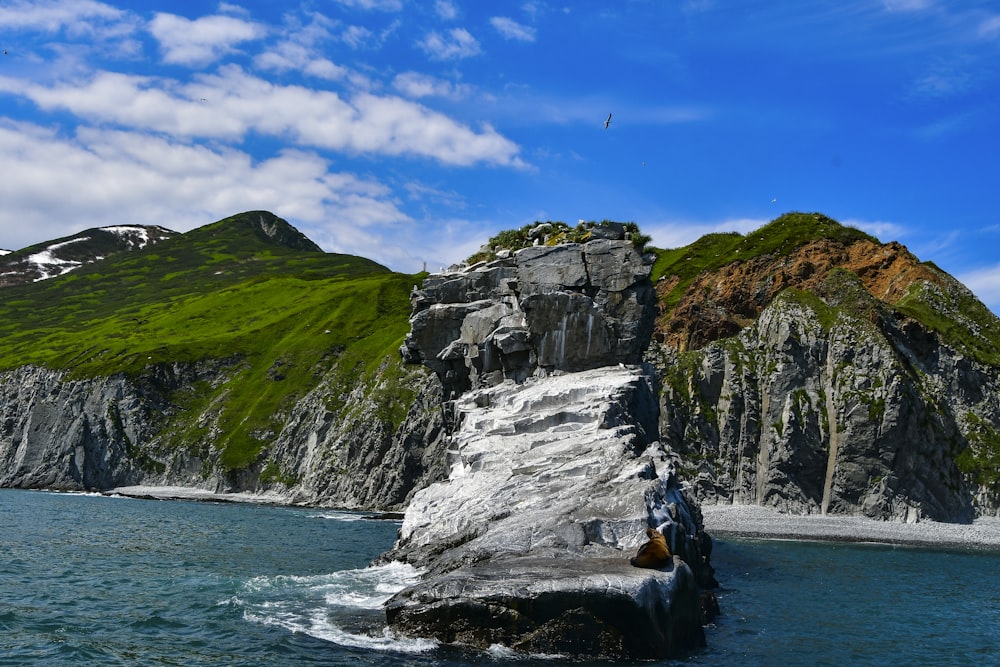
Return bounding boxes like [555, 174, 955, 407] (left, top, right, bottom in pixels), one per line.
[234, 561, 435, 654]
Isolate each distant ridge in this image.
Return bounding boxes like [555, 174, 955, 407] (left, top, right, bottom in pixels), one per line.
[0, 224, 177, 287]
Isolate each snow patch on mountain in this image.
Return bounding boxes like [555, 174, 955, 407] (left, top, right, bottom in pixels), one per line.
[26, 237, 92, 281]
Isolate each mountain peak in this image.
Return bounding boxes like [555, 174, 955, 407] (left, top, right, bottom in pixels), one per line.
[206, 211, 323, 253]
[651, 212, 1000, 365]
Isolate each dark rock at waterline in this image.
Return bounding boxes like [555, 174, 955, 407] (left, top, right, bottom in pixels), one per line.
[385, 556, 705, 660]
[378, 362, 715, 659]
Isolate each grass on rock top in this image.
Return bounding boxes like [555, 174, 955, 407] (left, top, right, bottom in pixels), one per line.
[649, 212, 877, 316]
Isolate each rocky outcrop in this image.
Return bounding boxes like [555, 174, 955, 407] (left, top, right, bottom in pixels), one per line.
[262, 361, 449, 509]
[0, 366, 151, 489]
[381, 366, 712, 659]
[400, 238, 655, 397]
[386, 556, 703, 660]
[382, 238, 715, 660]
[657, 235, 939, 352]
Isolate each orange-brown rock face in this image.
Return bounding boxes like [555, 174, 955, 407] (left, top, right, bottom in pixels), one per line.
[656, 238, 940, 351]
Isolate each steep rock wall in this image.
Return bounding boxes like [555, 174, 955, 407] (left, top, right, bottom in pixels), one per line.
[0, 359, 447, 510]
[400, 239, 655, 397]
[656, 288, 1000, 521]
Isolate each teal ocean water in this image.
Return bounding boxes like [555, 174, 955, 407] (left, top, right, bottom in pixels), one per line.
[2, 488, 999, 666]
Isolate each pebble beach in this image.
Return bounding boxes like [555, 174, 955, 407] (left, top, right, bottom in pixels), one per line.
[701, 503, 1000, 551]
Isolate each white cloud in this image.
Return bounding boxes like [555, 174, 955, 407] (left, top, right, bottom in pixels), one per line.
[881, 0, 934, 12]
[841, 218, 909, 242]
[254, 11, 350, 79]
[341, 24, 373, 49]
[148, 12, 267, 66]
[392, 71, 471, 99]
[418, 28, 481, 60]
[255, 42, 349, 81]
[0, 0, 125, 32]
[642, 217, 767, 250]
[979, 15, 1000, 40]
[2, 66, 525, 167]
[329, 0, 404, 11]
[0, 119, 417, 265]
[958, 263, 1000, 315]
[490, 17, 536, 42]
[435, 0, 458, 20]
[909, 57, 976, 99]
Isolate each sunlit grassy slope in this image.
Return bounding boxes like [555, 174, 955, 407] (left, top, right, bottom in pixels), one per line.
[0, 211, 423, 469]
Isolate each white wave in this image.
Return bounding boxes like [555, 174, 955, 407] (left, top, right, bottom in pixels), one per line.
[306, 510, 403, 524]
[307, 511, 368, 522]
[487, 643, 565, 661]
[235, 561, 432, 653]
[45, 490, 107, 498]
[272, 610, 438, 654]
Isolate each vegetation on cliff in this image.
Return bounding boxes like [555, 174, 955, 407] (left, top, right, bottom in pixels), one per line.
[2, 209, 997, 512]
[0, 211, 421, 470]
[648, 211, 1000, 366]
[466, 219, 651, 264]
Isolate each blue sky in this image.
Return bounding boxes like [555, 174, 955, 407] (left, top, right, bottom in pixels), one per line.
[1, 0, 998, 313]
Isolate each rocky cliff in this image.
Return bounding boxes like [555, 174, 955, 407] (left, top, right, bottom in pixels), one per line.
[651, 214, 1000, 521]
[380, 228, 715, 660]
[0, 359, 449, 510]
[3, 211, 997, 525]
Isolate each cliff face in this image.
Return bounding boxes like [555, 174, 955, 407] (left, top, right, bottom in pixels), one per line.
[3, 211, 998, 525]
[0, 359, 448, 510]
[653, 222, 1000, 521]
[400, 238, 655, 396]
[0, 211, 449, 510]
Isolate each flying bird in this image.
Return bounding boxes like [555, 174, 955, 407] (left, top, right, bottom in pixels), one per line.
[604, 112, 612, 129]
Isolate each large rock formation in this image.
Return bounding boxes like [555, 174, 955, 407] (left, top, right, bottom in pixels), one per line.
[381, 237, 715, 660]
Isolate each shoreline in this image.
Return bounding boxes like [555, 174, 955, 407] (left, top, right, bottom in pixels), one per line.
[701, 504, 1000, 552]
[101, 488, 1000, 552]
[106, 485, 294, 505]
[103, 485, 404, 520]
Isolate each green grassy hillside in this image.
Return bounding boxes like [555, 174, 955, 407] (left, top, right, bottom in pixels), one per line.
[0, 211, 422, 470]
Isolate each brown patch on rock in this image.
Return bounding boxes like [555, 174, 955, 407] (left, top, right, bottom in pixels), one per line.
[656, 238, 941, 351]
